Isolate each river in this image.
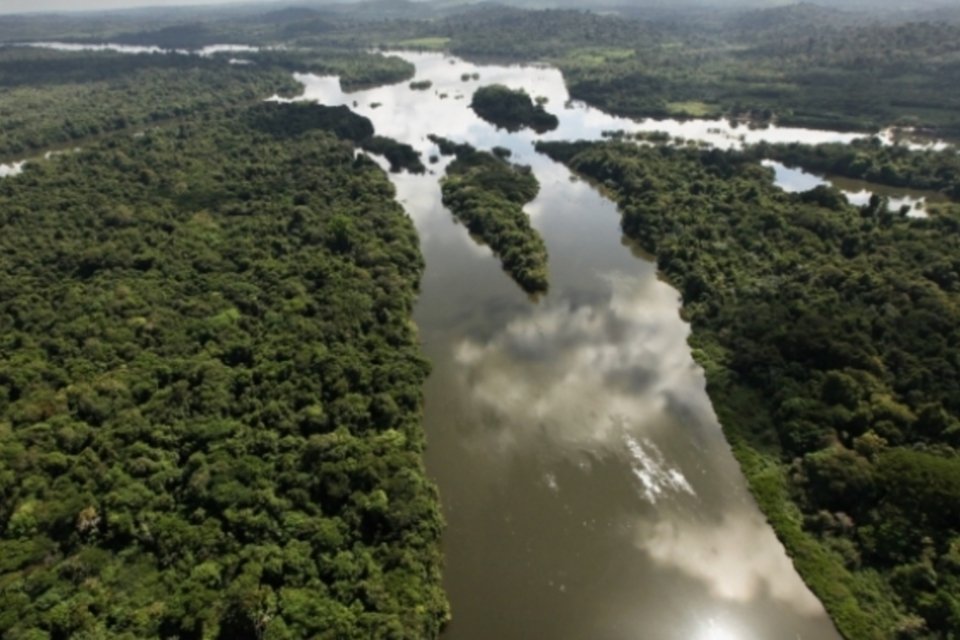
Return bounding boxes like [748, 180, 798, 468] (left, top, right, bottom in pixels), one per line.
[289, 52, 846, 640]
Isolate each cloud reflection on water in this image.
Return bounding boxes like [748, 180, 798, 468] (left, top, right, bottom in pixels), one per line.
[446, 267, 828, 624]
[452, 273, 701, 461]
[0, 162, 24, 178]
[636, 513, 826, 616]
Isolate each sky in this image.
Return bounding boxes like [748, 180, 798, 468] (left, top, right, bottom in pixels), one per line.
[0, 0, 954, 16]
[0, 0, 251, 14]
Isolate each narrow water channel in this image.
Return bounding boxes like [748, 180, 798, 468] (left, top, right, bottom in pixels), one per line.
[763, 159, 948, 217]
[293, 52, 846, 640]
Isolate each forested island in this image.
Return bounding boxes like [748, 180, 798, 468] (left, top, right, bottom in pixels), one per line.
[470, 85, 558, 133]
[432, 136, 548, 294]
[538, 138, 960, 638]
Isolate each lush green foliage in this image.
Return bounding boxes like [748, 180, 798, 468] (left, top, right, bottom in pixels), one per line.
[8, 2, 960, 135]
[568, 18, 960, 136]
[538, 139, 960, 639]
[248, 102, 424, 174]
[433, 136, 548, 294]
[249, 49, 415, 92]
[438, 7, 660, 61]
[470, 84, 558, 134]
[0, 47, 300, 159]
[360, 5, 960, 137]
[749, 138, 960, 200]
[0, 84, 446, 640]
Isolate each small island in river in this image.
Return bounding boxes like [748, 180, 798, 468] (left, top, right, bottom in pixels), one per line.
[432, 135, 548, 294]
[470, 84, 559, 133]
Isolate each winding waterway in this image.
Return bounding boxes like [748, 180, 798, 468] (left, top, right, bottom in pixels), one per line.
[291, 52, 846, 640]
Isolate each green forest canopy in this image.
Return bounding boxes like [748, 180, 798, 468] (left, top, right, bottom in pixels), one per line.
[469, 84, 558, 134]
[0, 52, 447, 639]
[433, 135, 549, 294]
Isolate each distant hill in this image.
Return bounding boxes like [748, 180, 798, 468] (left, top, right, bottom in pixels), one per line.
[259, 6, 324, 22]
[727, 2, 857, 31]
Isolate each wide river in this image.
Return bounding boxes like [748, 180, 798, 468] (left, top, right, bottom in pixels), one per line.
[290, 52, 849, 640]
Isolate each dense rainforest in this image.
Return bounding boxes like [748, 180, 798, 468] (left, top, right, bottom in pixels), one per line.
[422, 5, 960, 137]
[3, 2, 960, 639]
[747, 138, 960, 201]
[0, 41, 447, 640]
[432, 136, 548, 294]
[537, 139, 960, 639]
[0, 45, 421, 162]
[7, 2, 960, 136]
[0, 47, 300, 159]
[469, 85, 558, 134]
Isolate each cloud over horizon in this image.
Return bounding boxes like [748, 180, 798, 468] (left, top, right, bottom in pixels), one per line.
[0, 0, 249, 15]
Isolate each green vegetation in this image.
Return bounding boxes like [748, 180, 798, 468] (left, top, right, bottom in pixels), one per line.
[8, 2, 960, 136]
[470, 84, 559, 134]
[4, 4, 960, 638]
[0, 44, 446, 638]
[749, 138, 960, 200]
[665, 101, 719, 118]
[409, 79, 432, 91]
[560, 18, 960, 136]
[439, 8, 659, 62]
[246, 49, 415, 92]
[406, 6, 960, 137]
[362, 136, 426, 174]
[0, 47, 300, 159]
[246, 101, 425, 175]
[538, 139, 960, 639]
[564, 47, 636, 68]
[391, 37, 450, 51]
[432, 136, 548, 294]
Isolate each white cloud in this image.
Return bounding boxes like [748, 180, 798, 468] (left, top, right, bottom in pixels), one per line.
[0, 0, 248, 15]
[635, 513, 826, 616]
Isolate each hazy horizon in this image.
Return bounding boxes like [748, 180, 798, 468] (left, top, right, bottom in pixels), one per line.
[0, 0, 258, 15]
[0, 0, 956, 17]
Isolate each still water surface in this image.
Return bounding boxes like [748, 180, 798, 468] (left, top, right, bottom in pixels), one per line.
[291, 52, 844, 640]
[763, 159, 948, 217]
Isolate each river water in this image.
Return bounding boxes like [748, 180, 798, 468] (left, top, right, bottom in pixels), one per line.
[763, 159, 948, 217]
[289, 52, 846, 640]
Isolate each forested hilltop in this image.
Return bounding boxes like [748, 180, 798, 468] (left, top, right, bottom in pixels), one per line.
[0, 37, 447, 640]
[538, 139, 960, 639]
